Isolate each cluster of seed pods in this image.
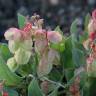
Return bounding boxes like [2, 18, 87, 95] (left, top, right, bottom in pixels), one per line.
[4, 14, 63, 77]
[86, 10, 96, 64]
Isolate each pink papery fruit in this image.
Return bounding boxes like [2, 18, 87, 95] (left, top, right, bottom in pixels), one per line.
[14, 48, 32, 65]
[35, 29, 46, 39]
[37, 48, 59, 77]
[37, 51, 52, 77]
[92, 9, 96, 20]
[47, 31, 62, 44]
[4, 28, 21, 41]
[35, 39, 48, 54]
[88, 19, 96, 32]
[48, 49, 60, 65]
[35, 29, 48, 54]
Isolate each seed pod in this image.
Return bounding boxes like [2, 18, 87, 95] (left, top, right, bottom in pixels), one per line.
[8, 40, 20, 54]
[7, 57, 18, 72]
[47, 31, 62, 44]
[14, 48, 31, 65]
[20, 39, 33, 51]
[4, 28, 21, 41]
[88, 19, 96, 32]
[92, 9, 96, 20]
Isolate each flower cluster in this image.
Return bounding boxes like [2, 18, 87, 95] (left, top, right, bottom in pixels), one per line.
[83, 10, 96, 74]
[4, 15, 64, 77]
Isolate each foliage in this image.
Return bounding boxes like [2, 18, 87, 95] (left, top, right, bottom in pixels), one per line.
[0, 10, 95, 96]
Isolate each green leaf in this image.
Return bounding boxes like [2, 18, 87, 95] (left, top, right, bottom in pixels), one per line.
[60, 37, 75, 69]
[49, 67, 62, 82]
[65, 69, 74, 81]
[0, 43, 12, 61]
[54, 26, 63, 35]
[28, 78, 43, 96]
[30, 53, 39, 75]
[83, 77, 96, 96]
[0, 56, 22, 86]
[17, 13, 26, 29]
[79, 31, 88, 44]
[48, 87, 58, 96]
[79, 13, 91, 43]
[17, 52, 38, 76]
[17, 63, 32, 76]
[70, 19, 78, 34]
[70, 19, 86, 67]
[72, 48, 86, 67]
[50, 40, 65, 52]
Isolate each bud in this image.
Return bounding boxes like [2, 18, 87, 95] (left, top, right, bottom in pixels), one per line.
[7, 57, 18, 72]
[47, 31, 62, 44]
[4, 28, 21, 41]
[14, 48, 31, 65]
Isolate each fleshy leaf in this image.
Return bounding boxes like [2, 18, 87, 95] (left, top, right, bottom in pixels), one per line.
[60, 37, 75, 69]
[65, 69, 74, 81]
[48, 87, 58, 96]
[28, 78, 43, 96]
[70, 19, 86, 67]
[50, 40, 65, 52]
[0, 43, 12, 61]
[54, 26, 63, 35]
[49, 67, 62, 81]
[0, 55, 22, 86]
[17, 13, 26, 29]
